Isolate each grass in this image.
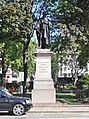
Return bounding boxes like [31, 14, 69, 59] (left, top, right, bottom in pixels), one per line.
[13, 92, 32, 98]
[13, 92, 89, 105]
[56, 93, 76, 99]
[56, 93, 89, 105]
[56, 98, 83, 104]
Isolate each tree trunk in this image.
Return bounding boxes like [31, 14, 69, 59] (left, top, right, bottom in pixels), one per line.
[23, 40, 28, 96]
[74, 73, 78, 85]
[22, 34, 31, 96]
[1, 52, 6, 87]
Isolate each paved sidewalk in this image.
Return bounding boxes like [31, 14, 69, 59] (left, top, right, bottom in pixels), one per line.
[29, 103, 89, 113]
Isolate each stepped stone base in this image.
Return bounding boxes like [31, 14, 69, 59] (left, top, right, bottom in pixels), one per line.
[32, 102, 63, 107]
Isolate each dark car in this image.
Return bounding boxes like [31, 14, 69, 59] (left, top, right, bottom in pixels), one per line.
[0, 88, 32, 116]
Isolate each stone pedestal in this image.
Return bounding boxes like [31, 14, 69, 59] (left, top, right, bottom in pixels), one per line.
[32, 49, 56, 103]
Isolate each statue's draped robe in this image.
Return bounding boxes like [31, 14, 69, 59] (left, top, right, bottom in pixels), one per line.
[35, 16, 52, 49]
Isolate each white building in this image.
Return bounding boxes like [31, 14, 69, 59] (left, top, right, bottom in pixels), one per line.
[0, 66, 30, 83]
[58, 60, 89, 80]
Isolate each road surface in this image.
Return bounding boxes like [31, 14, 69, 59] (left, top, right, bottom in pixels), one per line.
[1, 112, 89, 119]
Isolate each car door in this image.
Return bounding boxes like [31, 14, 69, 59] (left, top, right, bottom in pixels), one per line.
[0, 90, 11, 111]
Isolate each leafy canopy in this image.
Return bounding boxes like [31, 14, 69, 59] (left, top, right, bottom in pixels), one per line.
[0, 0, 33, 41]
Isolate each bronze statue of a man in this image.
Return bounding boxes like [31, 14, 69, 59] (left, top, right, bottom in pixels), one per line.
[35, 12, 52, 49]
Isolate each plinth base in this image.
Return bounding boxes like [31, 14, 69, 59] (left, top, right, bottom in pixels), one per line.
[32, 89, 56, 103]
[32, 49, 56, 104]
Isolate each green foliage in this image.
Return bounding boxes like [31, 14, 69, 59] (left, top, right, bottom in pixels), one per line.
[47, 0, 89, 73]
[0, 0, 33, 87]
[78, 43, 89, 67]
[66, 83, 77, 90]
[56, 93, 89, 104]
[0, 40, 23, 76]
[78, 76, 89, 90]
[56, 93, 76, 99]
[28, 41, 36, 78]
[0, 40, 36, 79]
[0, 0, 33, 40]
[51, 53, 59, 81]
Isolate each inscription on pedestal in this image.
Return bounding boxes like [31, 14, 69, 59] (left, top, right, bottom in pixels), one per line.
[36, 61, 51, 79]
[38, 62, 49, 73]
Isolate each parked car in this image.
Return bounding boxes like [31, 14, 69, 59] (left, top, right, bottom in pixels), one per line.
[0, 88, 32, 116]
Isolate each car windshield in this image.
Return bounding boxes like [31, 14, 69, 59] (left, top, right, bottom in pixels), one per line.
[0, 88, 13, 97]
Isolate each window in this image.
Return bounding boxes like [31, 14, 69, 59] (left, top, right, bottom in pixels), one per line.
[64, 73, 67, 77]
[64, 67, 67, 71]
[85, 73, 88, 76]
[85, 68, 88, 71]
[7, 70, 10, 73]
[60, 72, 62, 76]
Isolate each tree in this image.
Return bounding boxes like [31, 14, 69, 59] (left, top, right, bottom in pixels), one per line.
[28, 0, 89, 68]
[0, 0, 33, 95]
[0, 40, 36, 86]
[0, 0, 33, 40]
[0, 40, 23, 86]
[46, 0, 89, 83]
